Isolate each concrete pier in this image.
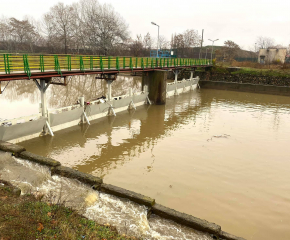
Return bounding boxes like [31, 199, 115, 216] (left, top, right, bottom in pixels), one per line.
[142, 70, 167, 105]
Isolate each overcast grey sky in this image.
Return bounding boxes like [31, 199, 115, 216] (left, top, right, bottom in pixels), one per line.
[1, 0, 289, 50]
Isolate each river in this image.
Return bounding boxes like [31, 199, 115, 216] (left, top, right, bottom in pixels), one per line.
[1, 75, 290, 240]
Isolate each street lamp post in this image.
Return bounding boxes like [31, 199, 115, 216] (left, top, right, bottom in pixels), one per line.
[205, 48, 209, 59]
[208, 38, 219, 62]
[151, 22, 160, 58]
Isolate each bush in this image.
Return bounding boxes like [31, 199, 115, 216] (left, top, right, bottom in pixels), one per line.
[272, 59, 282, 65]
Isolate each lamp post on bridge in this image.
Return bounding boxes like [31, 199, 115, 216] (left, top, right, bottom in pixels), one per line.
[208, 38, 219, 62]
[205, 48, 209, 60]
[151, 22, 160, 58]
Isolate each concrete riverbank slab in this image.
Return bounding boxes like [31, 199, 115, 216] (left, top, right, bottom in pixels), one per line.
[100, 183, 155, 207]
[151, 203, 221, 235]
[51, 166, 103, 187]
[220, 231, 246, 240]
[19, 151, 61, 168]
[0, 141, 26, 155]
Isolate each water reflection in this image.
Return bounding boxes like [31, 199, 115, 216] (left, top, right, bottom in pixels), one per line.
[0, 74, 142, 119]
[19, 91, 205, 176]
[20, 89, 290, 177]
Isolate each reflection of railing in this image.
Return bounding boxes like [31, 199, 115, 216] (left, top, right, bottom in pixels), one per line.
[0, 54, 212, 77]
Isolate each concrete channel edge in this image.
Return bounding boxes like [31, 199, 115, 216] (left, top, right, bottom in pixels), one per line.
[199, 80, 290, 96]
[19, 151, 61, 168]
[151, 203, 221, 235]
[100, 183, 155, 207]
[0, 140, 246, 240]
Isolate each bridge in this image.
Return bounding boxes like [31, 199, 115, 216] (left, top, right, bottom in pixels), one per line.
[0, 54, 208, 144]
[0, 54, 212, 82]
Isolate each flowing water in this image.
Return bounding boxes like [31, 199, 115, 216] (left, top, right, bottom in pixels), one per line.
[1, 75, 290, 239]
[0, 151, 212, 240]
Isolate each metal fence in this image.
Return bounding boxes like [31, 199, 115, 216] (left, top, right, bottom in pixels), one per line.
[0, 54, 212, 78]
[234, 57, 258, 62]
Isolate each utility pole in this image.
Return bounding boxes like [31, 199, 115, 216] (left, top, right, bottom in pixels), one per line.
[199, 29, 204, 59]
[205, 48, 209, 59]
[151, 22, 160, 58]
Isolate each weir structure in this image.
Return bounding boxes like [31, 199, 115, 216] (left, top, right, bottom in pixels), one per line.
[0, 54, 205, 143]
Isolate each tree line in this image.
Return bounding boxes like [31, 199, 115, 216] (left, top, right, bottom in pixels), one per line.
[0, 0, 201, 58]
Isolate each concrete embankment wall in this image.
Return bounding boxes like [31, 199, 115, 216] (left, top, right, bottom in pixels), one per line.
[0, 91, 149, 143]
[0, 140, 245, 240]
[197, 71, 290, 96]
[199, 80, 290, 96]
[0, 78, 199, 144]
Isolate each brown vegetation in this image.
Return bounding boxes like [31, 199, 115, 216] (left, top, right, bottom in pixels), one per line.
[230, 60, 290, 71]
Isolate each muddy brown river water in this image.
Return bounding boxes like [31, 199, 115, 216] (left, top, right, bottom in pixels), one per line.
[1, 75, 290, 240]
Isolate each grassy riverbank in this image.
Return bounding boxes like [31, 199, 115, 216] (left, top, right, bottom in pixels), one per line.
[0, 180, 137, 240]
[217, 61, 290, 78]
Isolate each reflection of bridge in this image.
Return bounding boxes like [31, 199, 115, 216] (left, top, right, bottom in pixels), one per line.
[0, 54, 211, 82]
[22, 91, 204, 177]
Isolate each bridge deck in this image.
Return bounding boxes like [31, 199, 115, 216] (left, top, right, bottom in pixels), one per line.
[0, 54, 212, 81]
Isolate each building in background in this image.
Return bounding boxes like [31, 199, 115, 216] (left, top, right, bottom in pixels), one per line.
[150, 49, 177, 58]
[285, 54, 290, 63]
[258, 48, 287, 64]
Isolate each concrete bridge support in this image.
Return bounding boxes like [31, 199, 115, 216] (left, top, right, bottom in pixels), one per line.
[106, 79, 116, 116]
[33, 79, 54, 136]
[190, 69, 196, 90]
[172, 70, 179, 95]
[142, 70, 167, 105]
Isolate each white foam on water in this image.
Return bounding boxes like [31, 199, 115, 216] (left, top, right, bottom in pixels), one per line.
[0, 152, 213, 240]
[0, 152, 51, 194]
[85, 192, 156, 238]
[149, 214, 213, 240]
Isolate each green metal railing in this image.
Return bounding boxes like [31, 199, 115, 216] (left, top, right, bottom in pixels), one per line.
[0, 54, 212, 77]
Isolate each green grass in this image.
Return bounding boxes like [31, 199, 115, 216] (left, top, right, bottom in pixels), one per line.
[0, 180, 139, 240]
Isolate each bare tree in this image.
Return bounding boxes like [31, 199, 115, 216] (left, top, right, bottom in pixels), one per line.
[158, 35, 169, 50]
[223, 40, 240, 60]
[256, 36, 275, 49]
[143, 32, 153, 50]
[0, 17, 12, 51]
[0, 0, 129, 55]
[79, 0, 129, 55]
[96, 4, 129, 55]
[44, 3, 74, 54]
[9, 18, 35, 44]
[171, 33, 184, 49]
[129, 35, 143, 56]
[79, 0, 102, 54]
[70, 2, 87, 54]
[183, 29, 200, 48]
